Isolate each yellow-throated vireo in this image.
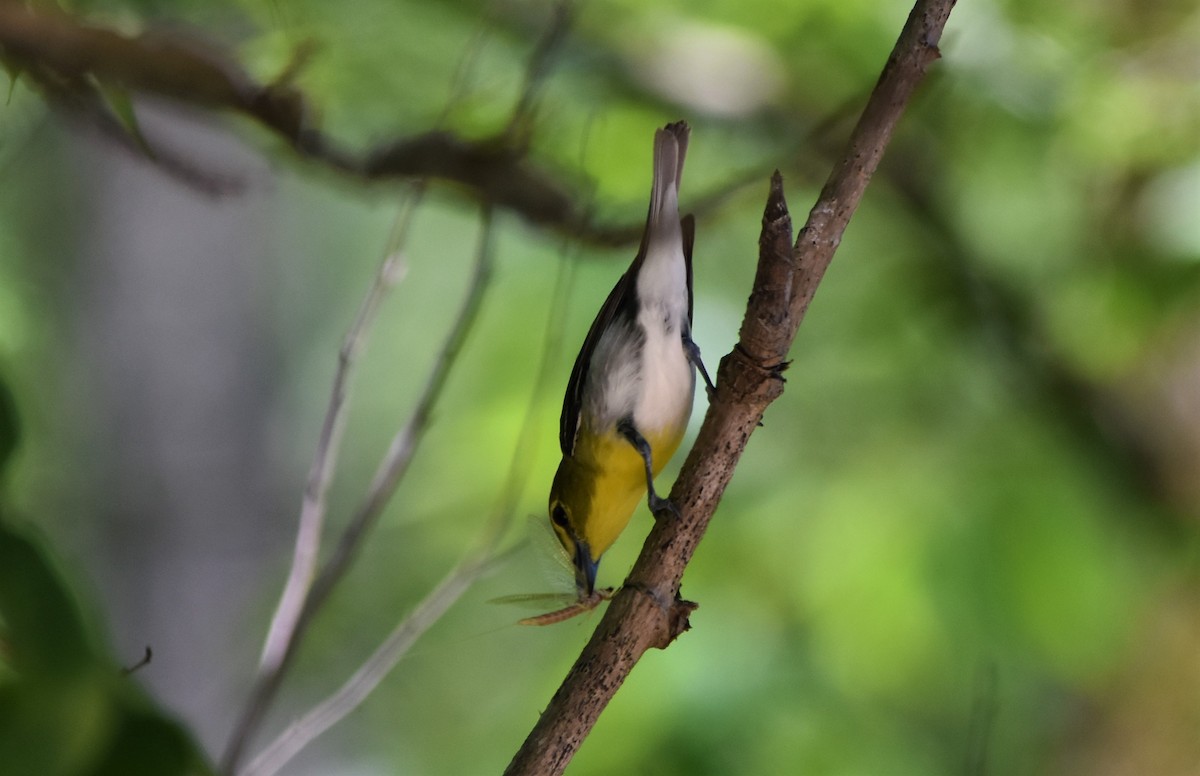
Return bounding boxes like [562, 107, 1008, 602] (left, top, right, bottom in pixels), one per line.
[548, 120, 714, 598]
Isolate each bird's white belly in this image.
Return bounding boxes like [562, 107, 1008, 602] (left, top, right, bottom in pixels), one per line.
[633, 304, 694, 433]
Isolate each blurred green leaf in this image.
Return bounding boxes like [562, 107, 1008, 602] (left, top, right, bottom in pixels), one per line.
[0, 523, 92, 675]
[0, 371, 16, 482]
[93, 80, 155, 159]
[0, 523, 212, 776]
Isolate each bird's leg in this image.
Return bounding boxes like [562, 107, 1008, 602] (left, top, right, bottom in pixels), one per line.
[683, 335, 716, 401]
[617, 418, 679, 520]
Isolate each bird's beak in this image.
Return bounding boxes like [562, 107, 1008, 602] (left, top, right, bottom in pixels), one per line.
[572, 540, 598, 597]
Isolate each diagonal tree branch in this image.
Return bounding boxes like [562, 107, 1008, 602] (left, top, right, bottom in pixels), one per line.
[502, 0, 958, 773]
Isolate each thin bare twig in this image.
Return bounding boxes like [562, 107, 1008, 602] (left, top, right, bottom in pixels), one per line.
[220, 207, 495, 775]
[241, 554, 493, 776]
[119, 645, 153, 676]
[242, 229, 583, 776]
[305, 204, 496, 616]
[221, 7, 581, 770]
[239, 206, 498, 776]
[257, 193, 421, 679]
[503, 1, 958, 773]
[254, 0, 497, 670]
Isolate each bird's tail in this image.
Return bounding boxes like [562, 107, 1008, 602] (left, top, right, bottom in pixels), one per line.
[648, 120, 690, 235]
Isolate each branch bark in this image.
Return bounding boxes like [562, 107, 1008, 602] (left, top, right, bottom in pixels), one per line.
[503, 0, 957, 773]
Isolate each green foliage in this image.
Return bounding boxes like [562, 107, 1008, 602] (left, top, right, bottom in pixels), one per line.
[0, 522, 212, 776]
[0, 372, 17, 483]
[1, 0, 1199, 774]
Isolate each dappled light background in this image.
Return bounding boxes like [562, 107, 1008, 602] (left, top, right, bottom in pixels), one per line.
[1, 0, 1199, 774]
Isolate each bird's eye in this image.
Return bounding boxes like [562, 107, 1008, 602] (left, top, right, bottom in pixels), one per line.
[551, 504, 569, 528]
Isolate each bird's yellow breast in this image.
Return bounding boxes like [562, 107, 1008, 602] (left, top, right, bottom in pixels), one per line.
[568, 419, 687, 559]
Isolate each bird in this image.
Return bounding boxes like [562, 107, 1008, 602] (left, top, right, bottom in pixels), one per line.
[547, 120, 713, 599]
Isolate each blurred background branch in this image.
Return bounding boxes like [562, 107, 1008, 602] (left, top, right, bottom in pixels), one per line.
[223, 204, 497, 775]
[0, 0, 744, 244]
[224, 4, 580, 771]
